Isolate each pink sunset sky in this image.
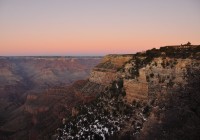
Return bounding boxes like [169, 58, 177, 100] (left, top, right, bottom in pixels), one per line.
[0, 0, 200, 56]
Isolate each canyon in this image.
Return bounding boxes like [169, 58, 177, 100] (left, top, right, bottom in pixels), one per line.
[0, 56, 101, 139]
[0, 44, 200, 140]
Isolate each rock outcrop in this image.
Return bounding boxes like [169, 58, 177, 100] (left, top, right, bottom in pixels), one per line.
[87, 45, 200, 103]
[56, 44, 200, 140]
[89, 55, 132, 86]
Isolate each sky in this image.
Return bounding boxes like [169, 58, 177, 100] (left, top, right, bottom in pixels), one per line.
[0, 0, 200, 56]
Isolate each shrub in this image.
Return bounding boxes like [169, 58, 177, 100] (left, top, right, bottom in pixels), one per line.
[150, 73, 154, 78]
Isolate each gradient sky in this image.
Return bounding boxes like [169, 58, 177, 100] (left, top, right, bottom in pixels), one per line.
[0, 0, 200, 56]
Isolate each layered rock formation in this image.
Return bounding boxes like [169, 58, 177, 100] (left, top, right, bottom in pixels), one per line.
[0, 57, 101, 140]
[89, 55, 132, 85]
[87, 45, 200, 103]
[56, 44, 200, 140]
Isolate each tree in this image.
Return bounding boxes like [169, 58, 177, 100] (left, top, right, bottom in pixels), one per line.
[186, 42, 191, 46]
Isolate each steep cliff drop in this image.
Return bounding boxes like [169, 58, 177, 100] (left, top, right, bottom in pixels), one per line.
[55, 44, 200, 140]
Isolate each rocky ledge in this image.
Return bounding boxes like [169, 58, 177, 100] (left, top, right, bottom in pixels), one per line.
[55, 44, 200, 140]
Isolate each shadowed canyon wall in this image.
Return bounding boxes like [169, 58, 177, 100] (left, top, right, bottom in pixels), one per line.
[0, 56, 101, 140]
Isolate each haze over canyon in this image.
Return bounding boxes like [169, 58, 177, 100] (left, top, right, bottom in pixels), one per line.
[0, 0, 200, 140]
[0, 56, 101, 139]
[0, 44, 200, 140]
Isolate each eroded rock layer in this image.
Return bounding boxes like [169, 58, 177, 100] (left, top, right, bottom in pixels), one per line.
[56, 44, 200, 140]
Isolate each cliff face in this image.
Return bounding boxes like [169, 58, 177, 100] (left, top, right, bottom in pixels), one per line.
[56, 45, 200, 140]
[124, 58, 199, 103]
[88, 50, 200, 103]
[89, 55, 132, 85]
